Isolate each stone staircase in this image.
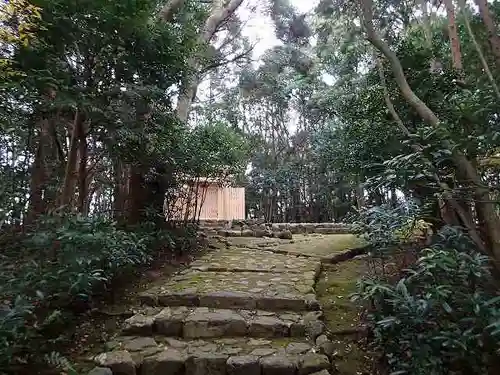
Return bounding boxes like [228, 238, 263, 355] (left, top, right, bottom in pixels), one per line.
[90, 245, 335, 375]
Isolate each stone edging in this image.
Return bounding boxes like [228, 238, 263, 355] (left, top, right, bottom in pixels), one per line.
[200, 221, 355, 238]
[229, 243, 370, 265]
[327, 245, 371, 264]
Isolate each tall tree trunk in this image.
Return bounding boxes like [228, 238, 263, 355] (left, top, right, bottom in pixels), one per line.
[360, 0, 500, 263]
[183, 183, 194, 223]
[127, 166, 145, 225]
[176, 74, 200, 122]
[59, 109, 84, 209]
[192, 178, 200, 223]
[356, 184, 365, 210]
[420, 0, 432, 47]
[126, 98, 151, 225]
[175, 0, 244, 122]
[113, 159, 128, 222]
[460, 0, 500, 100]
[420, 0, 443, 72]
[77, 121, 88, 214]
[474, 0, 500, 69]
[26, 117, 51, 225]
[443, 0, 463, 72]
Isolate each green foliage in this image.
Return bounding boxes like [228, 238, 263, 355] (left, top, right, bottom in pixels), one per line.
[0, 0, 43, 79]
[0, 0, 201, 224]
[44, 351, 78, 375]
[354, 232, 500, 375]
[0, 214, 179, 369]
[308, 1, 500, 221]
[351, 202, 420, 250]
[0, 0, 245, 372]
[182, 122, 249, 179]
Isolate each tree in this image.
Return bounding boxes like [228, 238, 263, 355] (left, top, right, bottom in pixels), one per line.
[0, 0, 251, 229]
[162, 0, 247, 122]
[474, 0, 500, 68]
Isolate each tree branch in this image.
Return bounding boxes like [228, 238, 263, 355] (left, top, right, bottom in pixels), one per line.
[459, 0, 500, 101]
[374, 51, 409, 135]
[360, 0, 440, 126]
[160, 0, 185, 22]
[360, 0, 496, 258]
[200, 44, 255, 74]
[176, 0, 245, 122]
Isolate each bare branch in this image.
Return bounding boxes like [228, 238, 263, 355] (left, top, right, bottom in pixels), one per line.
[201, 0, 244, 42]
[200, 44, 255, 74]
[374, 51, 408, 135]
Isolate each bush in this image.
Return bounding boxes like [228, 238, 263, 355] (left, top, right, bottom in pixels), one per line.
[351, 201, 423, 251]
[354, 229, 500, 375]
[0, 214, 183, 369]
[350, 202, 431, 281]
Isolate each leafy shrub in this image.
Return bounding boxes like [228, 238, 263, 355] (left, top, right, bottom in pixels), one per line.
[393, 218, 433, 244]
[350, 202, 429, 280]
[0, 214, 184, 369]
[354, 229, 500, 375]
[351, 201, 421, 250]
[5, 215, 151, 303]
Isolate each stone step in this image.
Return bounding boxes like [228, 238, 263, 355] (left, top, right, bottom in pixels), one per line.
[138, 270, 319, 312]
[94, 336, 333, 375]
[198, 220, 227, 227]
[140, 289, 320, 312]
[200, 226, 353, 237]
[122, 307, 325, 340]
[199, 227, 225, 233]
[199, 228, 226, 233]
[188, 248, 321, 275]
[313, 227, 352, 235]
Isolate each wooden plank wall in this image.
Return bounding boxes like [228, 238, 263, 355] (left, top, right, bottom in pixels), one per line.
[169, 185, 245, 221]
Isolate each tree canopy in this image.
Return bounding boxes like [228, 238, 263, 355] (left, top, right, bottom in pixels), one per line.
[3, 0, 500, 373]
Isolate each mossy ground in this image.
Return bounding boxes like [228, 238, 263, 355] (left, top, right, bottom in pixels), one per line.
[317, 259, 365, 332]
[317, 257, 372, 374]
[275, 234, 365, 257]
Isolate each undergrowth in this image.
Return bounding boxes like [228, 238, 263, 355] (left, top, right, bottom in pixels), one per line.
[352, 203, 500, 375]
[0, 214, 198, 374]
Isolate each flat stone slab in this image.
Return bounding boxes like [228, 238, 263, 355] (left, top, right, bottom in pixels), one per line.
[122, 307, 324, 339]
[189, 248, 321, 274]
[96, 337, 329, 375]
[139, 270, 320, 312]
[227, 238, 285, 249]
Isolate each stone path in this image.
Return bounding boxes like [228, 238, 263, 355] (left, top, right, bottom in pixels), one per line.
[91, 243, 338, 375]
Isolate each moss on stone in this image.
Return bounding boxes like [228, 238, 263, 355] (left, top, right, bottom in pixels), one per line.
[316, 258, 370, 374]
[317, 259, 365, 332]
[271, 337, 296, 348]
[331, 338, 369, 375]
[274, 234, 365, 257]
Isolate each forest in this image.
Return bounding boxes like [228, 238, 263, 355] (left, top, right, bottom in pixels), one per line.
[2, 0, 500, 374]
